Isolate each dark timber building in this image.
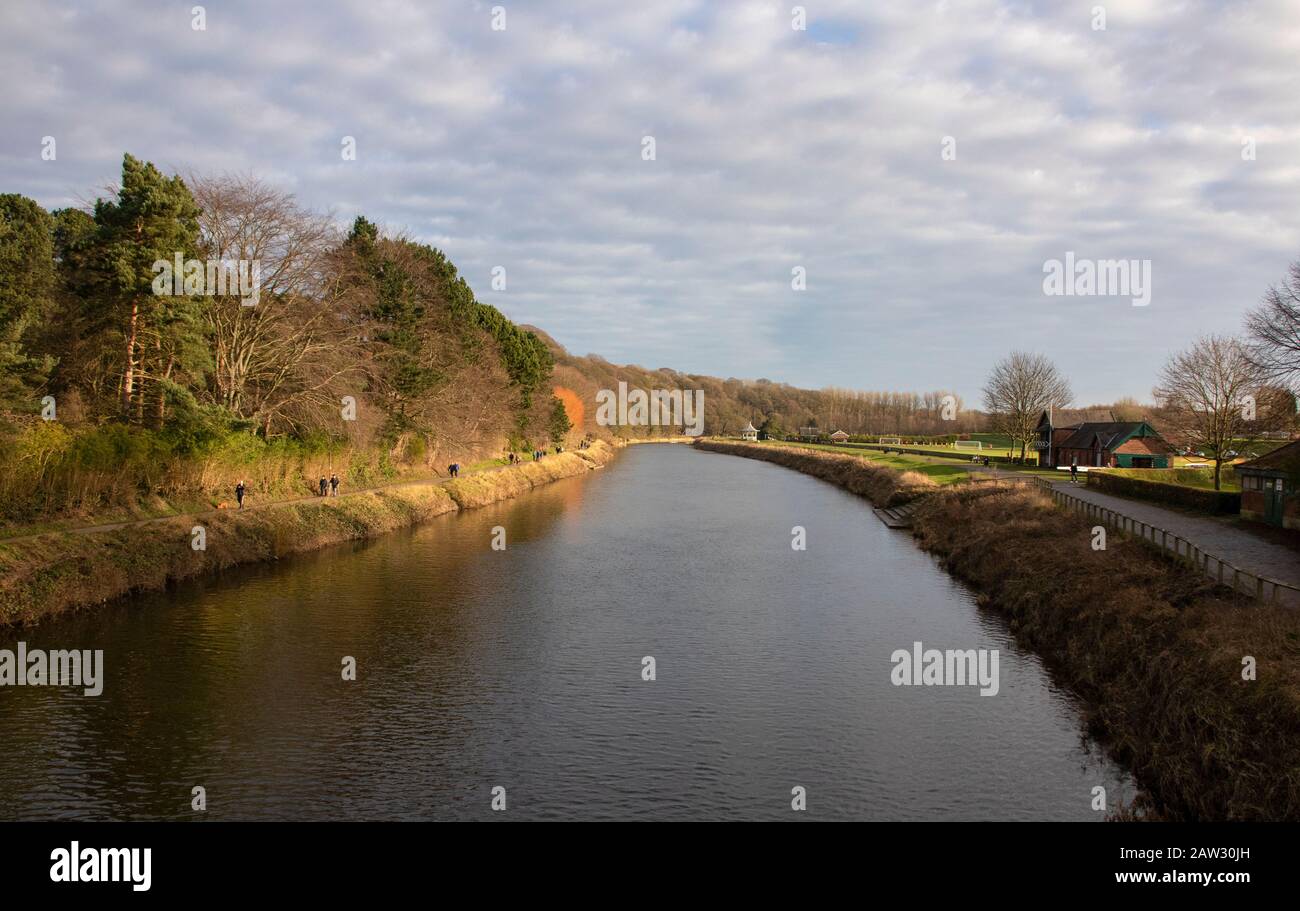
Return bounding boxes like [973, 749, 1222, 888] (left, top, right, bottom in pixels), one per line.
[1034, 413, 1175, 469]
[1237, 440, 1300, 529]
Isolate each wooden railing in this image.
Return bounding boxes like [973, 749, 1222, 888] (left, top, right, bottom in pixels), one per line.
[1027, 477, 1299, 607]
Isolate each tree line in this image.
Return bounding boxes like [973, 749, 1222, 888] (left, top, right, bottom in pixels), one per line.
[0, 154, 560, 520]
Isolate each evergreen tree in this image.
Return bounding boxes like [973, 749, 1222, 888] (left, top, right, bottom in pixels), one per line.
[86, 154, 205, 423]
[548, 395, 572, 444]
[0, 194, 57, 410]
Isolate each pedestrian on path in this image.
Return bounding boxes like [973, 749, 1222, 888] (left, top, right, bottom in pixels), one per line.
[319, 476, 328, 497]
[1070, 457, 1078, 485]
[330, 473, 339, 496]
[235, 480, 246, 509]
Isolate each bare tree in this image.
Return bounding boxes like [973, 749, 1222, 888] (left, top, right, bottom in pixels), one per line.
[1245, 259, 1300, 392]
[1109, 396, 1146, 421]
[982, 351, 1073, 461]
[188, 173, 369, 436]
[1152, 335, 1263, 490]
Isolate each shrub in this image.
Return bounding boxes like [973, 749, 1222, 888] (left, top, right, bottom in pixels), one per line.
[1088, 470, 1241, 514]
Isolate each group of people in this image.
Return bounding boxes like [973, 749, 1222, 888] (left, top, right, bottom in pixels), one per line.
[447, 463, 461, 477]
[233, 473, 340, 510]
[506, 448, 559, 463]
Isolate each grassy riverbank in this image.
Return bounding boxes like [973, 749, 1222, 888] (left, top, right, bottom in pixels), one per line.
[696, 439, 1300, 821]
[0, 441, 617, 627]
[696, 439, 941, 505]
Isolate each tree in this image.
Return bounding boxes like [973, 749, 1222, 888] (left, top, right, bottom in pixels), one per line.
[0, 195, 56, 410]
[1110, 396, 1145, 421]
[1245, 258, 1300, 392]
[981, 351, 1073, 461]
[1152, 335, 1263, 490]
[188, 173, 363, 436]
[41, 208, 102, 410]
[548, 395, 572, 445]
[337, 217, 521, 449]
[85, 154, 205, 422]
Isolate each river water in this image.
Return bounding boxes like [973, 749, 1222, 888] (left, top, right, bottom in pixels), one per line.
[0, 444, 1131, 820]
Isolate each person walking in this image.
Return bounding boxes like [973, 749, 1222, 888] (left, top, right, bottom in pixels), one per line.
[235, 480, 246, 510]
[319, 476, 328, 497]
[1069, 457, 1078, 485]
[330, 473, 339, 497]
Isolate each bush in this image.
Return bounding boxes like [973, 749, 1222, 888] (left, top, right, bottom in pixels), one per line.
[1088, 470, 1241, 514]
[0, 418, 383, 525]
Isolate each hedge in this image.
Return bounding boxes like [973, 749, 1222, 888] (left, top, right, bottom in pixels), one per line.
[1087, 470, 1241, 514]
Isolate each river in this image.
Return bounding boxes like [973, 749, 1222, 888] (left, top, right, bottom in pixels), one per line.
[0, 443, 1131, 820]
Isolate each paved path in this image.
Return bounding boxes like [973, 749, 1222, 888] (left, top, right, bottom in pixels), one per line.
[1049, 481, 1300, 596]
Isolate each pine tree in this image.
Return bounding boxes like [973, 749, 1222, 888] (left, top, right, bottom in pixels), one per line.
[0, 194, 57, 411]
[87, 154, 205, 423]
[548, 395, 572, 445]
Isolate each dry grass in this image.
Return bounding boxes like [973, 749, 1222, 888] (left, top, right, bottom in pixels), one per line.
[444, 447, 607, 508]
[912, 483, 1300, 821]
[0, 441, 616, 627]
[698, 440, 1300, 820]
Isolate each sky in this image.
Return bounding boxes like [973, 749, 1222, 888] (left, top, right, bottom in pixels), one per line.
[2, 0, 1299, 405]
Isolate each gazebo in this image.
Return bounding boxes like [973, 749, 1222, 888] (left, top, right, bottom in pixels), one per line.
[740, 421, 759, 441]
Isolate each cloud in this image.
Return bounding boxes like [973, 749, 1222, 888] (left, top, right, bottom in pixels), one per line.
[2, 0, 1297, 403]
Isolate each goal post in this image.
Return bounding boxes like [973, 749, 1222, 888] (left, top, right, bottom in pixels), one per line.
[953, 440, 983, 450]
[878, 436, 902, 446]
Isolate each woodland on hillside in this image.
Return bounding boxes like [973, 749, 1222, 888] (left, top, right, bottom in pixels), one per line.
[0, 155, 557, 522]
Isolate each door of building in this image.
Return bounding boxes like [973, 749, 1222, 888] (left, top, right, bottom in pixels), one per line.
[1264, 478, 1285, 527]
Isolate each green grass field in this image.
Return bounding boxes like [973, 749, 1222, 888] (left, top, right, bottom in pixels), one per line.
[833, 439, 1036, 463]
[759, 440, 976, 485]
